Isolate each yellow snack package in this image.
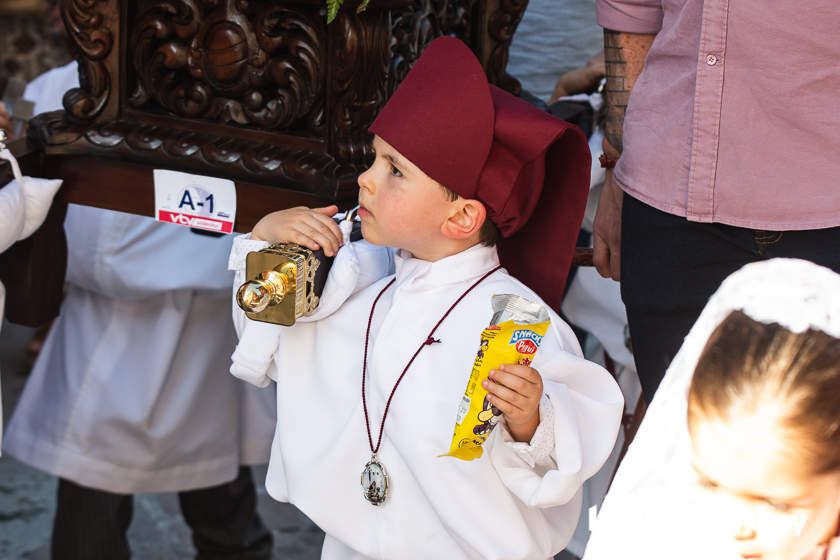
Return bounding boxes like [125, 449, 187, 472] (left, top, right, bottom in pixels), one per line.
[442, 294, 550, 461]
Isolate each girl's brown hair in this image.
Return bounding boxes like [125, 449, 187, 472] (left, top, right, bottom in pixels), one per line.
[687, 310, 840, 476]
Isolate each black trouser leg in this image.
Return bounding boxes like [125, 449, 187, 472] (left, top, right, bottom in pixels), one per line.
[51, 478, 133, 560]
[620, 194, 840, 402]
[178, 466, 273, 560]
[623, 304, 704, 401]
[620, 195, 758, 401]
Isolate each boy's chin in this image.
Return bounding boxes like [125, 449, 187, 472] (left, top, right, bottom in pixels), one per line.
[359, 222, 385, 246]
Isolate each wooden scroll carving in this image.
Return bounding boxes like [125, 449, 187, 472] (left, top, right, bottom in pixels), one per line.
[62, 0, 119, 123]
[128, 2, 324, 131]
[29, 0, 526, 208]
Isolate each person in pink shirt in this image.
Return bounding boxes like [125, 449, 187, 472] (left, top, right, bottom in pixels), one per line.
[591, 0, 840, 400]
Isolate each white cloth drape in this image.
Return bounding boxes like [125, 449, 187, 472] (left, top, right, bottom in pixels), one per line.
[584, 259, 840, 559]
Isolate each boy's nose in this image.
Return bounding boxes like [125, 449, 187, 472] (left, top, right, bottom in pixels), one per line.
[357, 168, 375, 194]
[734, 525, 757, 541]
[731, 503, 760, 542]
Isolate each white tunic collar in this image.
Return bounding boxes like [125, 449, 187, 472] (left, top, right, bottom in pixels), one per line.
[393, 243, 501, 290]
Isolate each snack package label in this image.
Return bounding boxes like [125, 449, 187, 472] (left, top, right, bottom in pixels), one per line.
[442, 318, 550, 461]
[456, 396, 471, 425]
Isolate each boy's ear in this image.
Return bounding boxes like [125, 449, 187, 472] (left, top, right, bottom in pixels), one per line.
[441, 198, 486, 240]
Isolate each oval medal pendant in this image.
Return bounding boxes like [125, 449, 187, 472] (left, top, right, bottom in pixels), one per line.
[360, 456, 388, 506]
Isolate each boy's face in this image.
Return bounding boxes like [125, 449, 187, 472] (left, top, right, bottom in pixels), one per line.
[357, 135, 456, 259]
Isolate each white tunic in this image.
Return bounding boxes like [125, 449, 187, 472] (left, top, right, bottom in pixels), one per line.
[3, 61, 275, 492]
[20, 60, 79, 116]
[4, 206, 276, 492]
[229, 233, 624, 559]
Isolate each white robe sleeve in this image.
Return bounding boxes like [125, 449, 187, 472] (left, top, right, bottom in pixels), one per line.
[229, 317, 283, 388]
[228, 222, 395, 387]
[228, 231, 272, 337]
[489, 323, 624, 509]
[65, 206, 235, 298]
[497, 394, 557, 472]
[228, 233, 280, 387]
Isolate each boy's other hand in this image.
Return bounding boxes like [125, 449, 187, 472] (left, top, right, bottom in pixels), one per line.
[482, 364, 543, 443]
[251, 205, 344, 256]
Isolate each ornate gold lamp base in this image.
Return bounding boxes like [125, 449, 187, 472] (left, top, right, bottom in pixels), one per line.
[236, 244, 323, 325]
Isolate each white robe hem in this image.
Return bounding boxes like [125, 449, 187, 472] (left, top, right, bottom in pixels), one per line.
[4, 428, 245, 494]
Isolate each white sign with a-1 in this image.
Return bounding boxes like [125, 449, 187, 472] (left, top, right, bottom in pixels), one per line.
[153, 169, 237, 234]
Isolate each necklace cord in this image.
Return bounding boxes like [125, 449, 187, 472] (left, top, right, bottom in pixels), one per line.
[361, 265, 502, 455]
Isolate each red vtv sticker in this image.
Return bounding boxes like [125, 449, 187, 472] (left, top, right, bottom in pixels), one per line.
[515, 339, 538, 355]
[158, 210, 234, 233]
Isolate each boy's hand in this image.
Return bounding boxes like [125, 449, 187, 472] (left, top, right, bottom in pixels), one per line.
[482, 364, 544, 443]
[251, 205, 344, 256]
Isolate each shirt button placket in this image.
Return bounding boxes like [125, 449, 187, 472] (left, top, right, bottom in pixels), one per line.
[687, 0, 729, 222]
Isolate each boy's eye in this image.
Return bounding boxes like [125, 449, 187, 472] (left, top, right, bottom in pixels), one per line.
[390, 165, 403, 177]
[697, 477, 719, 490]
[763, 499, 792, 513]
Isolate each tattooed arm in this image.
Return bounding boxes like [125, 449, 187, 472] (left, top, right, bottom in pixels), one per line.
[602, 30, 655, 156]
[593, 30, 655, 281]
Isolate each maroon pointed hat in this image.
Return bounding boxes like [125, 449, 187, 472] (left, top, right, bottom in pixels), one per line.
[370, 37, 590, 310]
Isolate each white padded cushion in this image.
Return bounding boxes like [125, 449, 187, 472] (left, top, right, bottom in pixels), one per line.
[19, 176, 62, 238]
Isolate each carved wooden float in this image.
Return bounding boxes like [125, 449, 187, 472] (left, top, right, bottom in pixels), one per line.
[0, 0, 561, 325]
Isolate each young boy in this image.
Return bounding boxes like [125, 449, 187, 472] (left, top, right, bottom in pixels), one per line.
[229, 37, 623, 559]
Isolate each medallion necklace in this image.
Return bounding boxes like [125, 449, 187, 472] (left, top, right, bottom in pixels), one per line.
[360, 265, 502, 505]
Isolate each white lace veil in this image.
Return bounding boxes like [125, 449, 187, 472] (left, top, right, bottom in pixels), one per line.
[584, 258, 840, 559]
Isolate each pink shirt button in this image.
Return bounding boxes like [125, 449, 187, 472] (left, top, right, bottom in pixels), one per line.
[705, 54, 718, 66]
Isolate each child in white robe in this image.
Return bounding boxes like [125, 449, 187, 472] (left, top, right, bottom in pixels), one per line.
[229, 37, 624, 559]
[3, 61, 276, 559]
[584, 258, 840, 560]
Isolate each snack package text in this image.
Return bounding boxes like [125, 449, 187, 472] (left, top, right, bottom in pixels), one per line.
[442, 294, 550, 461]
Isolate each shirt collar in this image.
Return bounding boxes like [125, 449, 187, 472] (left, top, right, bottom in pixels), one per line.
[393, 243, 501, 290]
